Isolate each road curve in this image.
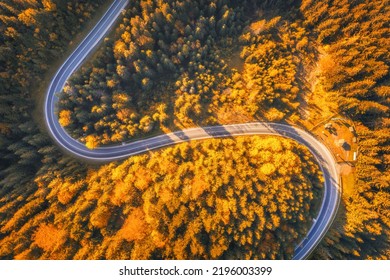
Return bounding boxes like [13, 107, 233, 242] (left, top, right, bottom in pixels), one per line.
[44, 0, 340, 259]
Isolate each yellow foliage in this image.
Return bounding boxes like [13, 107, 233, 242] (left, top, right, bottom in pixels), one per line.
[33, 224, 67, 252]
[265, 108, 285, 121]
[250, 19, 266, 35]
[260, 163, 276, 176]
[42, 0, 56, 11]
[14, 249, 33, 260]
[18, 8, 38, 26]
[118, 208, 148, 242]
[107, 79, 117, 88]
[111, 180, 133, 206]
[58, 110, 72, 127]
[85, 135, 99, 149]
[191, 177, 208, 200]
[134, 168, 152, 190]
[56, 180, 84, 205]
[159, 187, 172, 203]
[90, 206, 111, 229]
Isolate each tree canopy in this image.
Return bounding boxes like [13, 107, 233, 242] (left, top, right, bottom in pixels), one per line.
[0, 136, 323, 260]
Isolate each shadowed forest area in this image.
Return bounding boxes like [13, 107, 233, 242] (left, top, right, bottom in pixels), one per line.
[0, 0, 389, 259]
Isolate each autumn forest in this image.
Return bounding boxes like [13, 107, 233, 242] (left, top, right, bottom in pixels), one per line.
[0, 0, 389, 259]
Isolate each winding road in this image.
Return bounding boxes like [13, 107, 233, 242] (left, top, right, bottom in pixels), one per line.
[44, 0, 341, 260]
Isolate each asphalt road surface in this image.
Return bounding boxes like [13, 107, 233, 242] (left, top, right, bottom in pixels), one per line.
[44, 0, 341, 260]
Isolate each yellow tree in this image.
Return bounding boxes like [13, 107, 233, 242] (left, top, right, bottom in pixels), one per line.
[85, 135, 99, 149]
[58, 110, 72, 127]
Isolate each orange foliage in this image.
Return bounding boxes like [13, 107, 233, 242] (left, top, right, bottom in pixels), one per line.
[85, 134, 99, 149]
[58, 110, 72, 127]
[134, 168, 152, 191]
[118, 208, 148, 242]
[90, 206, 112, 229]
[191, 177, 208, 200]
[33, 224, 67, 252]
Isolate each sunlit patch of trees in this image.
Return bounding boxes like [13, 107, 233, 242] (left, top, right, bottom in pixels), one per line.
[211, 15, 315, 120]
[300, 0, 390, 260]
[0, 136, 323, 259]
